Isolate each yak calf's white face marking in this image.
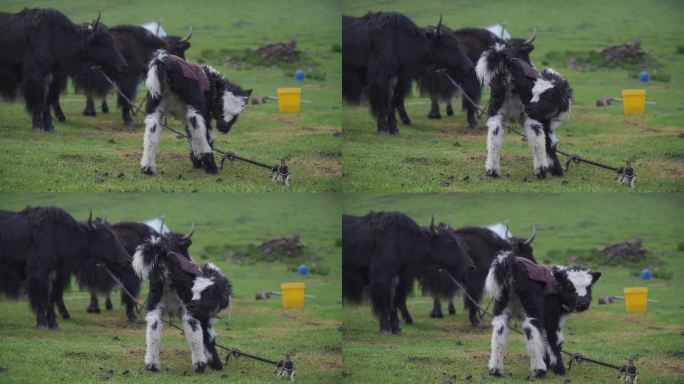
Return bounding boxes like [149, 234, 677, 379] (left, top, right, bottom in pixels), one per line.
[191, 277, 215, 300]
[222, 91, 248, 122]
[530, 78, 555, 103]
[565, 269, 593, 297]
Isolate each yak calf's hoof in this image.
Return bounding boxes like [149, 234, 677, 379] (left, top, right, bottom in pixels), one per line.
[105, 301, 113, 311]
[533, 369, 547, 378]
[553, 363, 566, 376]
[122, 117, 134, 127]
[193, 361, 207, 373]
[56, 114, 66, 122]
[82, 110, 96, 117]
[48, 323, 59, 330]
[429, 311, 444, 318]
[141, 167, 155, 175]
[391, 328, 402, 335]
[486, 169, 500, 178]
[145, 364, 160, 372]
[535, 167, 548, 179]
[201, 154, 218, 174]
[87, 307, 100, 314]
[446, 107, 454, 116]
[208, 358, 223, 371]
[448, 306, 456, 315]
[60, 311, 70, 320]
[127, 314, 138, 322]
[489, 368, 503, 377]
[550, 166, 564, 177]
[468, 121, 478, 129]
[380, 329, 392, 335]
[101, 104, 109, 113]
[428, 113, 441, 120]
[403, 316, 414, 324]
[400, 116, 411, 125]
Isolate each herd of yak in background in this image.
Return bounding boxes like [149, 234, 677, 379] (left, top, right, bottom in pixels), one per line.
[0, 205, 233, 373]
[342, 211, 601, 377]
[0, 7, 252, 175]
[343, 12, 573, 178]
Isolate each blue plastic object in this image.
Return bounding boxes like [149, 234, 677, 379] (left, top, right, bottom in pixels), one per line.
[639, 71, 649, 82]
[641, 269, 651, 280]
[295, 70, 305, 81]
[298, 264, 309, 275]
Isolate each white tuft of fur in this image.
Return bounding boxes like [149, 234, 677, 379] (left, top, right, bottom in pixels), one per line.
[186, 107, 212, 157]
[132, 236, 161, 279]
[182, 313, 207, 370]
[566, 269, 593, 296]
[222, 91, 247, 122]
[485, 252, 510, 300]
[530, 78, 555, 103]
[544, 67, 561, 77]
[145, 52, 167, 99]
[191, 277, 215, 300]
[476, 43, 507, 86]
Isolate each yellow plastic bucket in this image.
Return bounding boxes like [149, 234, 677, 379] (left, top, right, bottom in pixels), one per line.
[281, 282, 305, 308]
[622, 89, 646, 115]
[624, 287, 648, 313]
[276, 88, 302, 113]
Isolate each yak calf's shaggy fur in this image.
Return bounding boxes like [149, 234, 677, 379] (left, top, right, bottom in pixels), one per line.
[476, 44, 572, 178]
[485, 252, 600, 378]
[141, 51, 252, 175]
[132, 236, 232, 373]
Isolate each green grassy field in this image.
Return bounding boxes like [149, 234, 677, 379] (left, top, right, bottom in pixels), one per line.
[0, 0, 341, 192]
[341, 0, 684, 192]
[0, 193, 342, 383]
[341, 193, 684, 383]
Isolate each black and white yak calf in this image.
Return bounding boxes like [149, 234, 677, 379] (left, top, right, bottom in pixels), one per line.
[132, 236, 232, 373]
[485, 252, 601, 378]
[476, 44, 573, 178]
[141, 50, 252, 175]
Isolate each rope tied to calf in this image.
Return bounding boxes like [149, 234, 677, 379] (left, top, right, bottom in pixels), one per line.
[98, 265, 295, 381]
[438, 68, 637, 187]
[93, 67, 290, 186]
[437, 269, 639, 383]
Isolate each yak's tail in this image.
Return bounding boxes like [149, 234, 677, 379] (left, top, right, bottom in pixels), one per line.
[484, 251, 515, 301]
[475, 43, 509, 86]
[131, 235, 164, 279]
[145, 50, 169, 99]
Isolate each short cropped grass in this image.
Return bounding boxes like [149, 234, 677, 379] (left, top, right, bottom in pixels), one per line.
[0, 193, 342, 383]
[341, 0, 684, 192]
[0, 0, 341, 192]
[341, 193, 684, 383]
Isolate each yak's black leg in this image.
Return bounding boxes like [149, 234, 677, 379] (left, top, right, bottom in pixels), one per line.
[27, 272, 50, 329]
[105, 292, 113, 310]
[428, 98, 441, 119]
[446, 99, 454, 116]
[392, 76, 412, 126]
[83, 95, 97, 116]
[370, 278, 393, 334]
[101, 97, 109, 113]
[430, 297, 444, 318]
[48, 83, 65, 123]
[87, 291, 101, 313]
[448, 297, 456, 315]
[52, 272, 70, 320]
[118, 78, 137, 126]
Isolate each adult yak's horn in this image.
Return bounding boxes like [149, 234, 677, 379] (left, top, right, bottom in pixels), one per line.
[158, 218, 166, 234]
[436, 14, 443, 35]
[180, 25, 193, 43]
[88, 209, 94, 228]
[182, 222, 196, 240]
[430, 214, 436, 233]
[524, 27, 537, 45]
[523, 225, 536, 245]
[92, 11, 101, 30]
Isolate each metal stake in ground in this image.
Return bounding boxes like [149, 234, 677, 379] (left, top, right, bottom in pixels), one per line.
[506, 125, 636, 187]
[438, 268, 639, 381]
[94, 67, 291, 186]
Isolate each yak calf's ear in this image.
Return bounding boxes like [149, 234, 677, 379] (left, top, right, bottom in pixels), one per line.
[591, 272, 602, 283]
[243, 89, 253, 97]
